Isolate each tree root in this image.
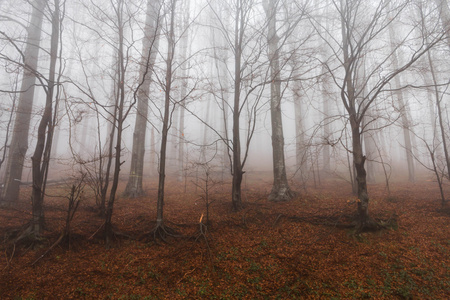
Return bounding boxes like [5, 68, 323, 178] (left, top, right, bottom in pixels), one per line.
[32, 232, 65, 265]
[122, 188, 146, 199]
[268, 187, 296, 202]
[141, 222, 180, 244]
[355, 218, 383, 234]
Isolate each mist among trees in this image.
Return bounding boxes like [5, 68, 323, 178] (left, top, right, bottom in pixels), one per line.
[0, 0, 449, 298]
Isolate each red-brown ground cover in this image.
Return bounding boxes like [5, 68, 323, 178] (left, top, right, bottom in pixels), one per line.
[0, 175, 449, 299]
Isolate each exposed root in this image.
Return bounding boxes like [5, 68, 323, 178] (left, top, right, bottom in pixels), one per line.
[122, 188, 146, 199]
[32, 232, 65, 265]
[268, 187, 296, 202]
[355, 218, 383, 234]
[141, 222, 180, 244]
[3, 243, 15, 271]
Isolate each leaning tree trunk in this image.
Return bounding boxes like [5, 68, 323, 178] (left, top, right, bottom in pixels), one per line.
[105, 0, 128, 247]
[30, 0, 59, 238]
[1, 0, 47, 205]
[124, 0, 161, 198]
[264, 0, 293, 202]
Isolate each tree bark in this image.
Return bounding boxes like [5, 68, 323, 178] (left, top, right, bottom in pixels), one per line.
[124, 0, 161, 198]
[339, 0, 374, 229]
[350, 116, 371, 228]
[264, 0, 293, 202]
[1, 0, 47, 205]
[231, 0, 245, 211]
[293, 79, 307, 182]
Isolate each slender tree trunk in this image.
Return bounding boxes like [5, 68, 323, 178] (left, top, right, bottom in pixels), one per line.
[1, 0, 47, 204]
[124, 0, 161, 197]
[293, 80, 307, 182]
[150, 126, 156, 175]
[31, 0, 60, 238]
[264, 0, 293, 202]
[322, 75, 331, 172]
[156, 0, 177, 227]
[363, 117, 377, 183]
[320, 0, 332, 173]
[177, 0, 190, 182]
[231, 1, 244, 211]
[105, 0, 127, 246]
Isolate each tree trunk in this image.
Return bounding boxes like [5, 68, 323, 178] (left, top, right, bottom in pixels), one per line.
[350, 115, 379, 230]
[105, 0, 127, 246]
[363, 118, 377, 183]
[388, 15, 415, 182]
[31, 0, 59, 238]
[1, 0, 47, 205]
[322, 75, 332, 173]
[230, 2, 244, 211]
[339, 0, 374, 229]
[177, 1, 189, 181]
[155, 0, 177, 227]
[124, 0, 161, 197]
[293, 80, 307, 182]
[426, 41, 450, 179]
[264, 0, 293, 202]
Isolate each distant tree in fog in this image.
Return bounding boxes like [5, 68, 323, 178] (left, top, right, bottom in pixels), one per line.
[123, 0, 162, 198]
[430, 0, 450, 179]
[0, 0, 47, 205]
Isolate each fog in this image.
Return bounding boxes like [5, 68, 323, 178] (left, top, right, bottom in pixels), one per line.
[0, 0, 449, 213]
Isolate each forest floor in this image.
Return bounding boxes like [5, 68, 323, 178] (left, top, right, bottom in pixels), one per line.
[0, 173, 449, 299]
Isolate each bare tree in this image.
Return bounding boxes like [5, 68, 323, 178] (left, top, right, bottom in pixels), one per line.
[314, 0, 445, 230]
[207, 0, 269, 211]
